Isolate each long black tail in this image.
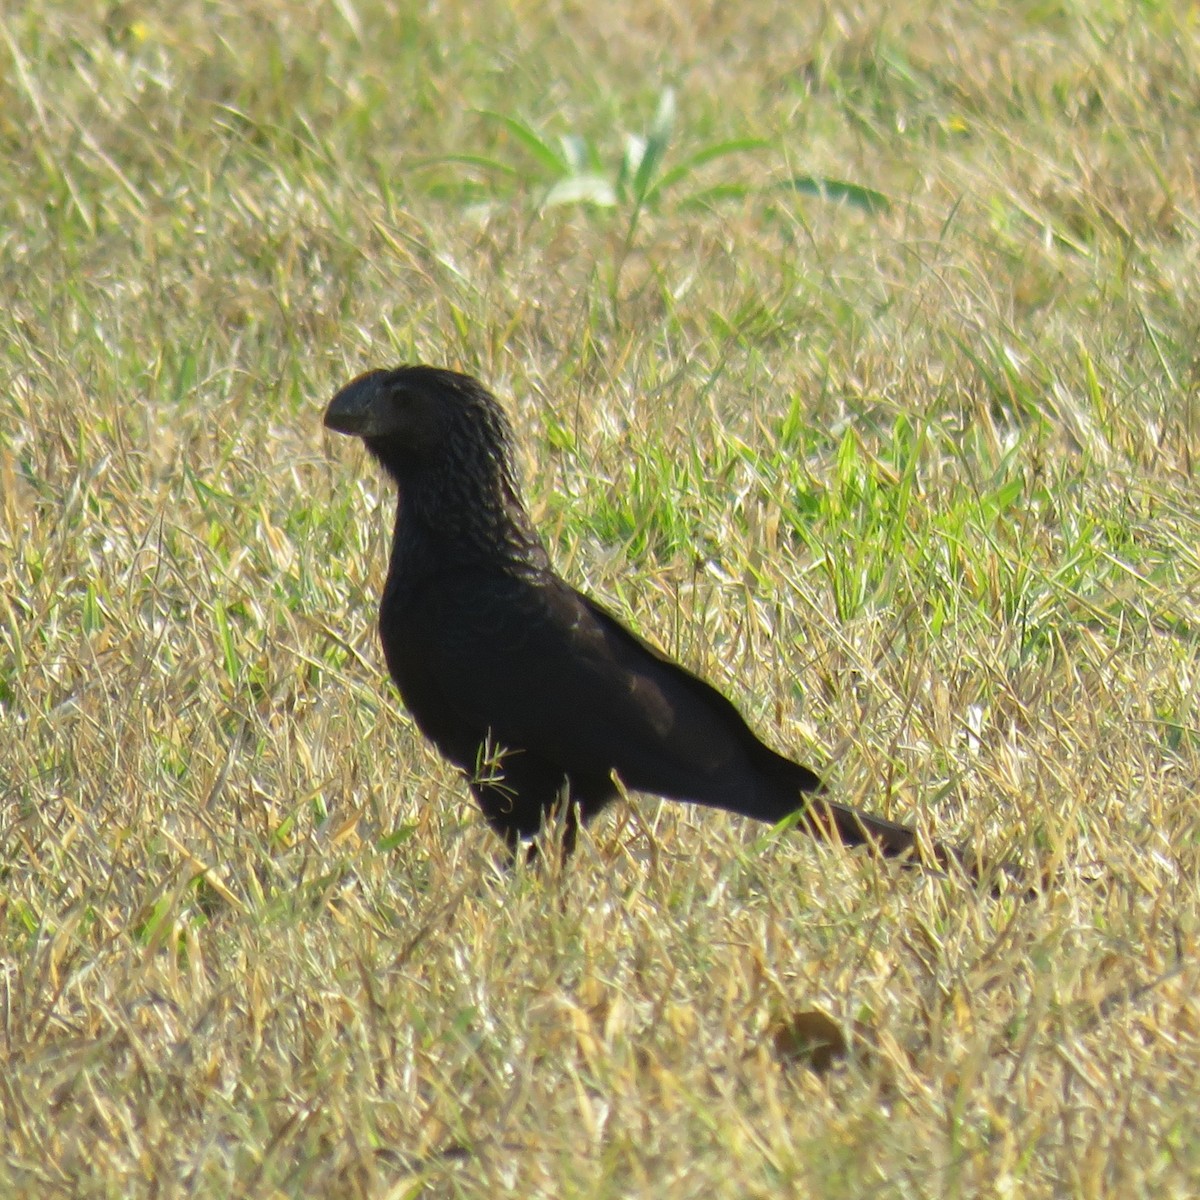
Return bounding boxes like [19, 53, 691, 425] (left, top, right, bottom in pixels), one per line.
[801, 793, 968, 872]
[745, 753, 983, 880]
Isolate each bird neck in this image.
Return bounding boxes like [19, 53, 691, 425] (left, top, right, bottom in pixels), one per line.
[368, 403, 551, 588]
[386, 468, 551, 587]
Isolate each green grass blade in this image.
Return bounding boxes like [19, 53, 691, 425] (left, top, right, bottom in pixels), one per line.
[631, 87, 676, 204]
[780, 174, 892, 214]
[649, 137, 769, 200]
[475, 110, 568, 175]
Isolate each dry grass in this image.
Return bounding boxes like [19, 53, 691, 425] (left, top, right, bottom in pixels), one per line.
[3, 1, 1200, 1195]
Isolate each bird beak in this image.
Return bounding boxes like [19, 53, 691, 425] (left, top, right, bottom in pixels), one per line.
[324, 369, 392, 437]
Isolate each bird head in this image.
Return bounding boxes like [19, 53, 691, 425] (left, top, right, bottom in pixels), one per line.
[323, 366, 453, 456]
[325, 365, 522, 476]
[323, 365, 547, 568]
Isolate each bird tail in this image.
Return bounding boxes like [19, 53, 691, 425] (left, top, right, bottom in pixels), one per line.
[749, 753, 974, 876]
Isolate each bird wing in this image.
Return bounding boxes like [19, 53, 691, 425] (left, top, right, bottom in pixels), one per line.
[393, 569, 815, 810]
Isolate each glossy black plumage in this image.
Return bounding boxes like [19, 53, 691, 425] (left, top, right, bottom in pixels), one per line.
[324, 366, 951, 865]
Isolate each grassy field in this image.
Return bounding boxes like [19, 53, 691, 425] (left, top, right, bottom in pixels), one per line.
[3, 1, 1200, 1195]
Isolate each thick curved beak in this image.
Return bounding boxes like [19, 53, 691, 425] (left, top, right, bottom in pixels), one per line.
[323, 369, 391, 437]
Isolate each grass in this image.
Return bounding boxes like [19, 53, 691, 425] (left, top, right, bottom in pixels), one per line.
[2, 0, 1199, 1195]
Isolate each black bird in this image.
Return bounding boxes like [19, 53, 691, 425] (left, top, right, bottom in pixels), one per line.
[324, 365, 958, 869]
